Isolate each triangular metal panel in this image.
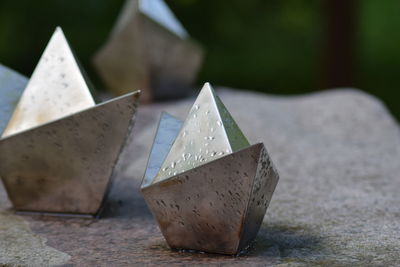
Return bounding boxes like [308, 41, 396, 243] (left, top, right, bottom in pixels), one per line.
[154, 83, 249, 183]
[142, 112, 183, 188]
[2, 27, 95, 137]
[0, 64, 28, 135]
[238, 144, 280, 252]
[214, 92, 251, 152]
[139, 0, 188, 39]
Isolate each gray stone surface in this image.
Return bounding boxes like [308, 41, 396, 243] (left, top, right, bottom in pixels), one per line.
[0, 88, 399, 266]
[0, 187, 70, 266]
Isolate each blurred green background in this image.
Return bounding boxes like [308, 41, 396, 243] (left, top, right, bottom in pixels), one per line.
[0, 0, 398, 120]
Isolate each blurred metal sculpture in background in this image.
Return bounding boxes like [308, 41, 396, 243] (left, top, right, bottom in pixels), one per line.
[93, 0, 204, 103]
[0, 27, 141, 216]
[141, 83, 279, 255]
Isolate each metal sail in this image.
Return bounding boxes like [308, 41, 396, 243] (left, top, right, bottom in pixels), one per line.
[2, 27, 95, 137]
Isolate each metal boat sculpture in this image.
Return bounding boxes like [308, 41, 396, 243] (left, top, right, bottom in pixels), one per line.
[93, 0, 203, 103]
[0, 27, 140, 216]
[141, 83, 279, 254]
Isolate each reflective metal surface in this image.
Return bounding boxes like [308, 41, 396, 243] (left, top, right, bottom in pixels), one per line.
[0, 91, 140, 215]
[2, 27, 95, 137]
[0, 64, 28, 135]
[93, 0, 203, 102]
[142, 112, 183, 188]
[141, 143, 279, 255]
[154, 83, 250, 183]
[138, 0, 188, 39]
[141, 84, 279, 254]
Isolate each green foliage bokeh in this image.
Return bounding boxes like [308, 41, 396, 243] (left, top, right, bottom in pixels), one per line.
[0, 0, 398, 120]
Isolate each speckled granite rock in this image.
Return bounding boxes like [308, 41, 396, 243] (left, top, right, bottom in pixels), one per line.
[0, 88, 399, 266]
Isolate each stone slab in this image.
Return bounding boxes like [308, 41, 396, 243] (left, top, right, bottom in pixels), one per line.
[0, 88, 399, 266]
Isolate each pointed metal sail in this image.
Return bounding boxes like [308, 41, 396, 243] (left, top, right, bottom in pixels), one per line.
[0, 64, 28, 135]
[142, 112, 183, 188]
[153, 83, 250, 183]
[138, 0, 188, 39]
[2, 27, 95, 137]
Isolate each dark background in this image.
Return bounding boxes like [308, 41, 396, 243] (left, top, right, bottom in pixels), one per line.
[0, 0, 398, 120]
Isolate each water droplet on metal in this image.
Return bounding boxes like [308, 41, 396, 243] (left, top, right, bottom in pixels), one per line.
[182, 153, 191, 161]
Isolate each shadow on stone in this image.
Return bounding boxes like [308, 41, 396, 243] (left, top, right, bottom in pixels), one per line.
[99, 175, 152, 219]
[142, 223, 323, 264]
[248, 224, 324, 260]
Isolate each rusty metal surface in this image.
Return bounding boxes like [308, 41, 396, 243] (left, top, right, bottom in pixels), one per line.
[0, 92, 140, 215]
[0, 64, 28, 135]
[2, 27, 95, 138]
